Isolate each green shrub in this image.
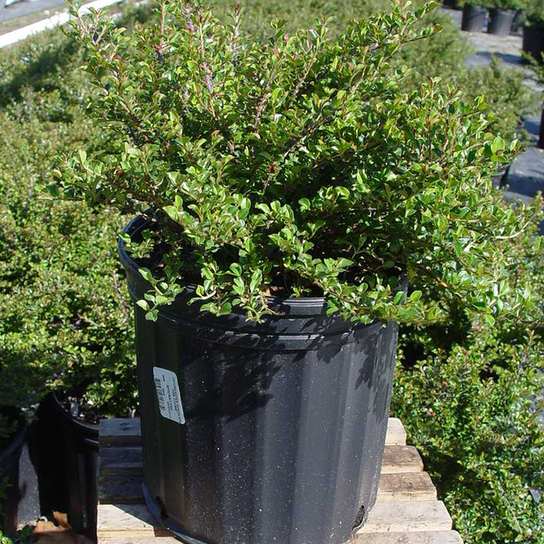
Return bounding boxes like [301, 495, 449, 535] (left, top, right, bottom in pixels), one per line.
[524, 0, 544, 26]
[209, 0, 385, 38]
[456, 58, 538, 144]
[0, 527, 33, 544]
[213, 0, 535, 143]
[391, 9, 471, 86]
[0, 32, 138, 418]
[394, 331, 544, 543]
[492, 0, 526, 11]
[393, 195, 544, 544]
[52, 0, 538, 329]
[0, 3, 541, 538]
[0, 5, 162, 418]
[463, 0, 494, 8]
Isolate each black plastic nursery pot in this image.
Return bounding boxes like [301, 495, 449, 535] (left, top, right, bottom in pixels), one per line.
[523, 26, 544, 62]
[512, 10, 524, 33]
[488, 8, 516, 35]
[491, 166, 508, 188]
[120, 215, 401, 544]
[0, 420, 28, 536]
[37, 393, 99, 538]
[461, 4, 488, 32]
[443, 0, 462, 9]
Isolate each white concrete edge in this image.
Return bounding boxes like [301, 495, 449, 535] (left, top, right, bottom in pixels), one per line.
[0, 0, 125, 48]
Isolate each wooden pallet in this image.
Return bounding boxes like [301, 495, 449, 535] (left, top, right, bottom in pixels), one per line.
[97, 418, 462, 544]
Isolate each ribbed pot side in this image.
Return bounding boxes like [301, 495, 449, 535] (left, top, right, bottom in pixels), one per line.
[119, 216, 400, 544]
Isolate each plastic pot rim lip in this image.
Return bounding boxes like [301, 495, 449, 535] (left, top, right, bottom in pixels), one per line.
[523, 22, 544, 30]
[50, 391, 99, 433]
[0, 418, 28, 463]
[463, 4, 489, 11]
[489, 7, 516, 15]
[118, 214, 407, 312]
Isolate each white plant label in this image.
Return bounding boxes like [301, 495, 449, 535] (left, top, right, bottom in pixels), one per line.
[153, 367, 186, 425]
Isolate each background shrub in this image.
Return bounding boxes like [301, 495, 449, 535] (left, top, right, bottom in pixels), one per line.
[0, 29, 138, 419]
[392, 195, 544, 544]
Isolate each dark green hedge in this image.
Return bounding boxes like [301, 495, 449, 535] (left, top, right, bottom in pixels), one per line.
[0, 29, 138, 420]
[393, 198, 544, 543]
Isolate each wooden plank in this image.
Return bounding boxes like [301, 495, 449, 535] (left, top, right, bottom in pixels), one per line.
[358, 501, 452, 534]
[97, 418, 461, 544]
[99, 475, 145, 504]
[101, 447, 143, 476]
[355, 531, 463, 544]
[381, 446, 423, 474]
[385, 418, 407, 446]
[377, 473, 436, 501]
[98, 470, 437, 514]
[100, 419, 142, 447]
[97, 504, 171, 538]
[100, 539, 179, 544]
[99, 532, 464, 544]
[98, 503, 456, 541]
[98, 445, 420, 479]
[100, 418, 402, 447]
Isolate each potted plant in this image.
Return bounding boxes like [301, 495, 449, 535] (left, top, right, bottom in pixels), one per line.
[53, 1, 536, 543]
[462, 0, 491, 31]
[488, 0, 523, 34]
[523, 2, 544, 61]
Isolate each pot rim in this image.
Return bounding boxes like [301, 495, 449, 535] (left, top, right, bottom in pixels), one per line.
[50, 392, 99, 433]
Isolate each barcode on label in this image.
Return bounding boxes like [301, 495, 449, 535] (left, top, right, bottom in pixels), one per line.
[152, 367, 185, 425]
[154, 377, 167, 413]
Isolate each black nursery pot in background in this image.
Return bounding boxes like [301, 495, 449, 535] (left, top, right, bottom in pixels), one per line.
[488, 8, 516, 35]
[36, 394, 99, 538]
[0, 421, 28, 536]
[120, 216, 401, 544]
[442, 0, 462, 9]
[523, 26, 544, 62]
[512, 10, 524, 33]
[461, 4, 488, 31]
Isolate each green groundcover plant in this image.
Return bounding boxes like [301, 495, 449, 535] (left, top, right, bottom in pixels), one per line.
[524, 0, 544, 26]
[491, 0, 525, 11]
[0, 527, 33, 544]
[53, 0, 540, 327]
[0, 27, 140, 419]
[0, 109, 137, 419]
[455, 57, 537, 145]
[393, 193, 544, 543]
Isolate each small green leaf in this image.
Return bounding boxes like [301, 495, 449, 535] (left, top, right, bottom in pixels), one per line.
[136, 299, 149, 310]
[140, 268, 153, 282]
[146, 309, 159, 322]
[491, 136, 504, 154]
